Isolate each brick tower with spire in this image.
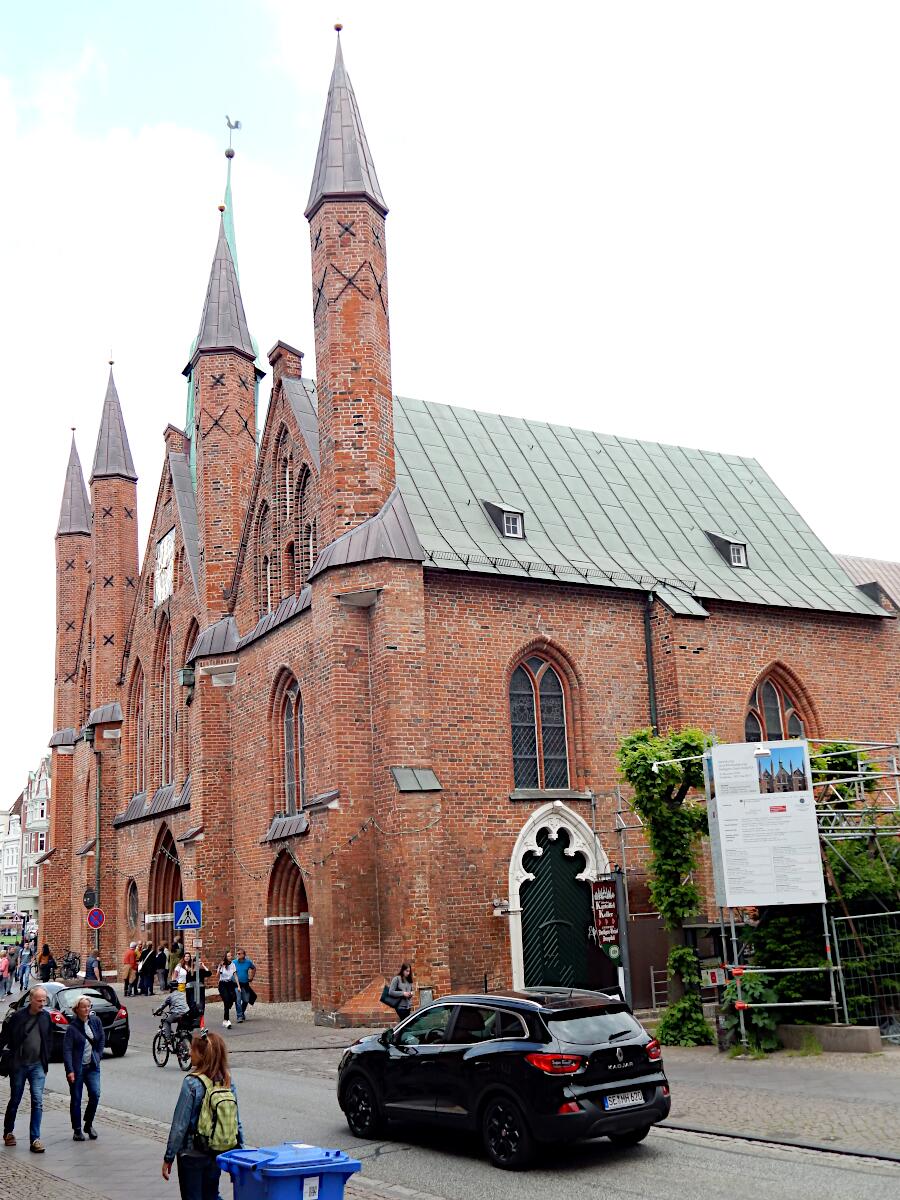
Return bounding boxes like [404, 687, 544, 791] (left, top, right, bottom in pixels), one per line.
[54, 436, 92, 731]
[306, 28, 395, 546]
[89, 368, 139, 704]
[186, 211, 262, 622]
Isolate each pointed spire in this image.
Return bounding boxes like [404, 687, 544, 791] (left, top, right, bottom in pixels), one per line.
[190, 214, 256, 363]
[91, 368, 137, 483]
[57, 435, 92, 535]
[305, 28, 387, 220]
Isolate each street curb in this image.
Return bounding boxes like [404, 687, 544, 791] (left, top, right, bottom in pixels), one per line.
[661, 1122, 900, 1165]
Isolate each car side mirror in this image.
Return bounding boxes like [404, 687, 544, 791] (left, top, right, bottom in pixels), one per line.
[380, 1029, 394, 1047]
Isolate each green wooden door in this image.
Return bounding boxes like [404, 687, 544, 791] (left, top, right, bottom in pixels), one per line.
[521, 828, 592, 988]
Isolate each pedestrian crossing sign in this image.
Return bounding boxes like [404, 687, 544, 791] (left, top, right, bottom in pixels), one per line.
[174, 900, 203, 930]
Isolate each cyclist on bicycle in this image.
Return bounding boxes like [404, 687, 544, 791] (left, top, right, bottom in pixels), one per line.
[154, 986, 190, 1043]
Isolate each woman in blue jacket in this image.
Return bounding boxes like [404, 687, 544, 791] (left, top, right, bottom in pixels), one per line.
[63, 995, 105, 1140]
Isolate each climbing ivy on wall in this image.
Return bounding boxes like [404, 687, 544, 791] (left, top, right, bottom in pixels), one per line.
[617, 727, 713, 1046]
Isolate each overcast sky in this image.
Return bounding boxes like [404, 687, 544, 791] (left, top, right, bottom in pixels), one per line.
[2, 1, 899, 802]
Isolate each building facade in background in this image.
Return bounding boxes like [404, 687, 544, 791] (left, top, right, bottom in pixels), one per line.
[19, 756, 49, 940]
[41, 35, 900, 1020]
[1, 797, 22, 943]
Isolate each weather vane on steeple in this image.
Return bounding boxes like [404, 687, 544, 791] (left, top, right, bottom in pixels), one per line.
[225, 115, 241, 160]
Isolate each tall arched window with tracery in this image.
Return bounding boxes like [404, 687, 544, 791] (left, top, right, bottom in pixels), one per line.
[509, 656, 570, 789]
[282, 681, 306, 814]
[745, 675, 806, 742]
[158, 624, 174, 785]
[130, 664, 146, 795]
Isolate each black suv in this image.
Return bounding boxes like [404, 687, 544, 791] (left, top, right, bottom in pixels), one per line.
[337, 989, 670, 1168]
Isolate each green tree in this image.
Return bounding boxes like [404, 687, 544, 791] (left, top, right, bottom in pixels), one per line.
[617, 727, 713, 1045]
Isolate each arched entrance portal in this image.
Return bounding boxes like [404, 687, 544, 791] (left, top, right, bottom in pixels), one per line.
[509, 802, 610, 991]
[267, 852, 311, 1002]
[147, 825, 182, 944]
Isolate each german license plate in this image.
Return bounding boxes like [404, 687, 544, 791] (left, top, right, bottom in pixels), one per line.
[604, 1090, 644, 1111]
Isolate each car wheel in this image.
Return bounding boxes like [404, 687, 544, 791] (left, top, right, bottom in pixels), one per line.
[110, 1041, 128, 1058]
[343, 1076, 383, 1139]
[608, 1125, 650, 1148]
[482, 1096, 534, 1170]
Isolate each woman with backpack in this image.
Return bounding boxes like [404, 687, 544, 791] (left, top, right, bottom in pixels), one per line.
[162, 1031, 242, 1198]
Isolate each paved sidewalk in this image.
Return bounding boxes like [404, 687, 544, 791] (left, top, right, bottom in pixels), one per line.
[2, 1085, 436, 1200]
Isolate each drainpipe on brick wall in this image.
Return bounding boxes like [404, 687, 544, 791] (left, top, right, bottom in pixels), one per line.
[643, 593, 659, 734]
[94, 749, 101, 955]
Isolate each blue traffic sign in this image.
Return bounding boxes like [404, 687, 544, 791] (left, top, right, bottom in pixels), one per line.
[173, 900, 203, 930]
[87, 907, 105, 929]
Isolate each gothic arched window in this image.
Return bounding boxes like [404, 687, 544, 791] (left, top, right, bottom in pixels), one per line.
[745, 676, 806, 742]
[282, 682, 306, 814]
[130, 665, 146, 795]
[509, 657, 570, 789]
[158, 625, 174, 785]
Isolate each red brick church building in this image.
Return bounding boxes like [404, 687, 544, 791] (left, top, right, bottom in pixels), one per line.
[42, 35, 898, 1021]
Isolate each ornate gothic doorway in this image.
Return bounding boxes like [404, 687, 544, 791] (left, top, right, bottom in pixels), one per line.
[147, 825, 182, 943]
[509, 802, 610, 991]
[267, 852, 311, 1002]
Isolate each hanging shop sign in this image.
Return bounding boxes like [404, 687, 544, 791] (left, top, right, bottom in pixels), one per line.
[590, 879, 621, 961]
[706, 739, 825, 908]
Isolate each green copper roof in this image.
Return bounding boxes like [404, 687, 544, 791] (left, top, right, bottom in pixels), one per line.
[392, 397, 886, 619]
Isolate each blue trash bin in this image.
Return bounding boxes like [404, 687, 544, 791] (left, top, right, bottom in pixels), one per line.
[218, 1143, 361, 1200]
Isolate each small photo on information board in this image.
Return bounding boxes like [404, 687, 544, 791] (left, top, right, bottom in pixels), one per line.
[706, 739, 825, 908]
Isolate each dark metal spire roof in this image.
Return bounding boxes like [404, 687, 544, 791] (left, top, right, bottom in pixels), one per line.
[305, 33, 387, 220]
[91, 369, 137, 483]
[57, 436, 92, 535]
[190, 214, 255, 364]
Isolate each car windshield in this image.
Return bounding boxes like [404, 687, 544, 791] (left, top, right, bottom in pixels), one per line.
[549, 1007, 642, 1045]
[56, 986, 117, 1009]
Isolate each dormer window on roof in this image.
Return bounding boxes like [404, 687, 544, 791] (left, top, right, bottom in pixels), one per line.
[483, 501, 525, 540]
[706, 531, 749, 569]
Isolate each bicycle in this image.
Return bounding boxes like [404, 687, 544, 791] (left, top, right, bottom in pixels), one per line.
[61, 951, 80, 981]
[151, 1013, 195, 1071]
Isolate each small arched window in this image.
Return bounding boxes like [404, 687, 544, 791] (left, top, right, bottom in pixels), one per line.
[282, 683, 306, 814]
[745, 675, 806, 742]
[509, 657, 570, 789]
[126, 879, 139, 931]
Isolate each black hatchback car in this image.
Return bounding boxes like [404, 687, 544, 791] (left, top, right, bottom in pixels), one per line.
[338, 989, 670, 1168]
[5, 982, 129, 1060]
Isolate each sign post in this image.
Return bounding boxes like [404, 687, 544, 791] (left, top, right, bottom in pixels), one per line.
[173, 901, 203, 1019]
[590, 868, 631, 1006]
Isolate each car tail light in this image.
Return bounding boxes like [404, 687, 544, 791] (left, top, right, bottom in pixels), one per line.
[646, 1039, 662, 1062]
[116, 1007, 127, 1020]
[49, 1011, 68, 1026]
[524, 1052, 585, 1075]
[663, 1085, 670, 1097]
[557, 1100, 582, 1114]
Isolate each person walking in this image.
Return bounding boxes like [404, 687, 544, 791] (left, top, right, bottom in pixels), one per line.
[6, 945, 19, 995]
[185, 955, 212, 1018]
[0, 951, 10, 997]
[155, 944, 170, 994]
[216, 954, 238, 1029]
[36, 945, 55, 984]
[162, 1031, 243, 1197]
[63, 995, 104, 1141]
[123, 942, 137, 996]
[168, 939, 183, 981]
[388, 963, 414, 1019]
[18, 945, 32, 993]
[233, 950, 256, 1024]
[0, 986, 51, 1152]
[83, 951, 101, 982]
[138, 943, 156, 996]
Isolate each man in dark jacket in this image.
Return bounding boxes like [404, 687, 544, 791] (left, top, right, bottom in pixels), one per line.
[0, 986, 52, 1152]
[63, 995, 105, 1140]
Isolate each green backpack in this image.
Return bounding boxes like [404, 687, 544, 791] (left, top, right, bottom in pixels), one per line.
[194, 1074, 239, 1155]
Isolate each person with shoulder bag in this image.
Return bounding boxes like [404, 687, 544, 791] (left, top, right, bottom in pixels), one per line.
[162, 1031, 243, 1198]
[0, 986, 52, 1152]
[63, 995, 105, 1140]
[216, 954, 238, 1029]
[388, 962, 414, 1019]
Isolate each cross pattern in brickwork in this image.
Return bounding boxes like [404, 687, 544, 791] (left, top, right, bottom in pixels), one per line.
[103, 575, 114, 588]
[211, 373, 226, 389]
[124, 507, 134, 520]
[102, 506, 113, 519]
[314, 270, 328, 315]
[65, 621, 75, 632]
[313, 227, 322, 250]
[237, 413, 256, 444]
[332, 262, 371, 303]
[64, 559, 75, 571]
[238, 374, 250, 392]
[103, 634, 114, 646]
[202, 408, 230, 439]
[374, 268, 387, 312]
[337, 218, 356, 239]
[125, 576, 135, 589]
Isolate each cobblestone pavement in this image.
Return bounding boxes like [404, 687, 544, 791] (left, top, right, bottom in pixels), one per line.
[662, 1044, 900, 1157]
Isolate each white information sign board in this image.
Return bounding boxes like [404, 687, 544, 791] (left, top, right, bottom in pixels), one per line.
[706, 739, 825, 907]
